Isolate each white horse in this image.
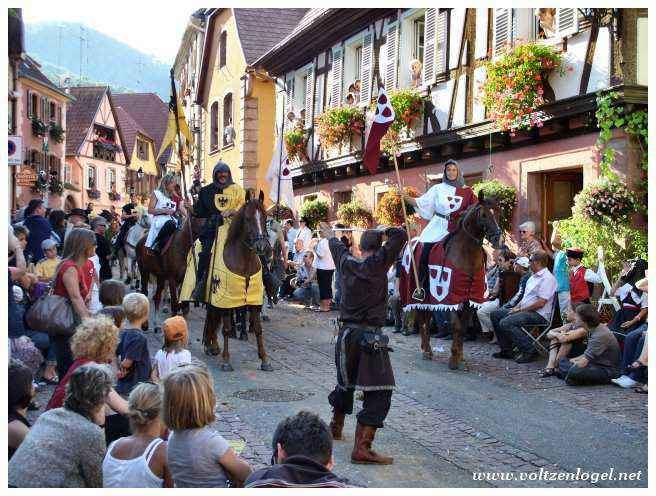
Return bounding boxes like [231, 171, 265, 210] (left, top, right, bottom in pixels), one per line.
[117, 214, 150, 289]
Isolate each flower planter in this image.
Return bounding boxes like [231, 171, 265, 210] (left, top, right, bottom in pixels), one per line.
[87, 189, 101, 200]
[31, 118, 47, 137]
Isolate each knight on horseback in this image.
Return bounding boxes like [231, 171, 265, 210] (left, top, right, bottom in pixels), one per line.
[188, 161, 244, 301]
[113, 193, 139, 251]
[144, 174, 190, 255]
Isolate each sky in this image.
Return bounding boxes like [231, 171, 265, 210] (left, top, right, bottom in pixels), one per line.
[22, 1, 195, 64]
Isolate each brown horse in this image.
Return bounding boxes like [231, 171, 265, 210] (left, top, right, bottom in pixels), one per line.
[413, 191, 503, 370]
[203, 191, 273, 372]
[136, 214, 205, 331]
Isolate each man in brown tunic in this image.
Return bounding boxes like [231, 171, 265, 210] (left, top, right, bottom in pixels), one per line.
[325, 224, 407, 465]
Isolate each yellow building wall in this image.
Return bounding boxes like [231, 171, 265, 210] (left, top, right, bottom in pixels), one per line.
[202, 10, 245, 185]
[129, 139, 158, 177]
[251, 76, 276, 205]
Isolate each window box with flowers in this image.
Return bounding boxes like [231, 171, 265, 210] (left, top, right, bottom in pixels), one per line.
[87, 189, 101, 200]
[373, 89, 427, 157]
[49, 177, 64, 195]
[49, 122, 65, 143]
[337, 200, 374, 228]
[284, 129, 308, 163]
[108, 192, 122, 202]
[31, 174, 49, 194]
[31, 117, 48, 137]
[480, 41, 568, 134]
[316, 107, 365, 154]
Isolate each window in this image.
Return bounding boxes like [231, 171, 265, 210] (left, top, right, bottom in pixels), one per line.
[29, 92, 38, 118]
[87, 165, 96, 189]
[333, 190, 352, 210]
[49, 101, 57, 122]
[219, 31, 227, 69]
[355, 46, 363, 82]
[413, 18, 425, 63]
[63, 163, 71, 184]
[40, 97, 46, 120]
[9, 99, 15, 134]
[223, 93, 233, 146]
[107, 168, 117, 191]
[210, 102, 219, 150]
[137, 138, 149, 160]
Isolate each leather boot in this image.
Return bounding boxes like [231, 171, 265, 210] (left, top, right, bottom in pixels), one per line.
[351, 422, 393, 465]
[329, 410, 345, 441]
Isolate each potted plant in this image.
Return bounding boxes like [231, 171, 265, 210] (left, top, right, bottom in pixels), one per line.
[471, 179, 517, 231]
[49, 122, 65, 143]
[316, 106, 365, 153]
[299, 198, 329, 229]
[284, 129, 307, 163]
[480, 41, 568, 134]
[374, 187, 420, 226]
[337, 200, 374, 228]
[31, 174, 49, 194]
[31, 117, 48, 137]
[49, 177, 64, 195]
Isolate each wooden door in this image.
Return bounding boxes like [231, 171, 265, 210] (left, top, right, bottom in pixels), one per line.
[543, 171, 583, 241]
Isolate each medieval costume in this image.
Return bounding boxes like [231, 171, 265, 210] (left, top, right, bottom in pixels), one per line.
[566, 248, 602, 306]
[145, 189, 178, 251]
[327, 227, 407, 465]
[113, 201, 138, 249]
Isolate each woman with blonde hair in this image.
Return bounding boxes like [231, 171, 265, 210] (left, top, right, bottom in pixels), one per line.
[144, 173, 189, 253]
[46, 316, 128, 439]
[163, 365, 252, 487]
[52, 227, 98, 378]
[103, 383, 173, 487]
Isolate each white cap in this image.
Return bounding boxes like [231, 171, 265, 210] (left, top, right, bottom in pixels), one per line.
[41, 238, 58, 251]
[515, 257, 530, 269]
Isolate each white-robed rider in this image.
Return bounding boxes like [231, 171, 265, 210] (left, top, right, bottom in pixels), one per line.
[403, 159, 478, 287]
[145, 173, 188, 254]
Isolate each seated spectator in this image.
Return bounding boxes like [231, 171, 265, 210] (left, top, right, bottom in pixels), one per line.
[491, 251, 557, 363]
[409, 59, 422, 88]
[609, 258, 648, 338]
[541, 303, 588, 377]
[9, 363, 112, 487]
[291, 251, 319, 307]
[163, 365, 253, 487]
[99, 279, 127, 308]
[116, 293, 151, 396]
[103, 383, 173, 487]
[613, 272, 648, 389]
[477, 248, 515, 338]
[245, 411, 354, 488]
[8, 359, 34, 460]
[490, 256, 531, 344]
[566, 248, 602, 306]
[517, 221, 545, 259]
[550, 224, 570, 323]
[10, 225, 29, 267]
[557, 305, 621, 386]
[152, 316, 192, 382]
[35, 239, 60, 282]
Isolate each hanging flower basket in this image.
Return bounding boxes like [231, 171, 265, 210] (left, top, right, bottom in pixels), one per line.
[299, 199, 329, 229]
[374, 187, 420, 227]
[49, 122, 65, 143]
[31, 117, 48, 137]
[480, 41, 567, 133]
[31, 175, 49, 194]
[49, 178, 64, 195]
[284, 129, 307, 163]
[316, 106, 365, 152]
[87, 189, 101, 200]
[370, 88, 427, 156]
[337, 200, 374, 228]
[472, 179, 517, 231]
[574, 178, 637, 226]
[109, 191, 122, 201]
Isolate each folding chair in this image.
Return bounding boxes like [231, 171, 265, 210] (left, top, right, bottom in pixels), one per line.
[519, 296, 558, 356]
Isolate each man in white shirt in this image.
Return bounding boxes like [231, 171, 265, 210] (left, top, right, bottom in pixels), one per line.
[492, 251, 557, 363]
[294, 217, 312, 258]
[285, 219, 298, 261]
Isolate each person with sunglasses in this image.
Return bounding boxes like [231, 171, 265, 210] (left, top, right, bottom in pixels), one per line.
[517, 221, 548, 259]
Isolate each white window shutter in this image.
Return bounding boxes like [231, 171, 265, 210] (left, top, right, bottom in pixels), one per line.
[493, 8, 512, 56]
[305, 66, 314, 128]
[556, 8, 578, 37]
[385, 22, 399, 91]
[331, 48, 343, 108]
[436, 10, 448, 74]
[422, 9, 437, 85]
[285, 77, 295, 112]
[360, 31, 374, 105]
[314, 73, 324, 116]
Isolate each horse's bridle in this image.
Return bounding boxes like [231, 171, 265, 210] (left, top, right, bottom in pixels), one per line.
[462, 204, 503, 247]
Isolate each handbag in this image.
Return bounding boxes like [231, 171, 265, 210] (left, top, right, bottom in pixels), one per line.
[25, 265, 76, 337]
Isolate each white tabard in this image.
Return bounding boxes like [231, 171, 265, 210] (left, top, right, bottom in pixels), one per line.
[415, 182, 468, 244]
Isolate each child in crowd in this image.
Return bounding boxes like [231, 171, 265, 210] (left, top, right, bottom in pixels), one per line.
[116, 293, 151, 396]
[103, 383, 173, 488]
[550, 224, 570, 323]
[8, 359, 34, 460]
[152, 316, 192, 382]
[35, 239, 60, 282]
[99, 279, 127, 307]
[162, 365, 253, 487]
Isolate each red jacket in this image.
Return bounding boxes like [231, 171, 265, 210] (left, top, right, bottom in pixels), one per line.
[570, 266, 590, 304]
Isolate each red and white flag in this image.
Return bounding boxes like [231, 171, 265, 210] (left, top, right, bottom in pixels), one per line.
[363, 87, 395, 175]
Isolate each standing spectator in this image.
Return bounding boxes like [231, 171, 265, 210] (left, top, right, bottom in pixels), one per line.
[103, 383, 173, 488]
[291, 251, 319, 308]
[86, 201, 95, 218]
[245, 411, 354, 488]
[517, 221, 543, 259]
[9, 364, 112, 488]
[312, 223, 335, 312]
[550, 225, 570, 322]
[48, 209, 67, 253]
[23, 199, 53, 263]
[492, 251, 557, 363]
[52, 228, 97, 378]
[332, 223, 352, 306]
[35, 239, 60, 282]
[10, 225, 29, 267]
[116, 293, 151, 396]
[63, 208, 89, 242]
[558, 305, 621, 386]
[163, 366, 253, 487]
[92, 216, 113, 281]
[608, 259, 648, 338]
[293, 217, 312, 257]
[113, 194, 139, 251]
[565, 248, 602, 306]
[8, 359, 34, 460]
[152, 316, 192, 382]
[284, 219, 298, 262]
[99, 279, 127, 308]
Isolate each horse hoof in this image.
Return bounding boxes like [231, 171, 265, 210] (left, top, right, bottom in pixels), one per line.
[221, 363, 234, 372]
[448, 358, 463, 370]
[422, 352, 433, 361]
[239, 332, 248, 341]
[260, 362, 274, 372]
[204, 346, 220, 356]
